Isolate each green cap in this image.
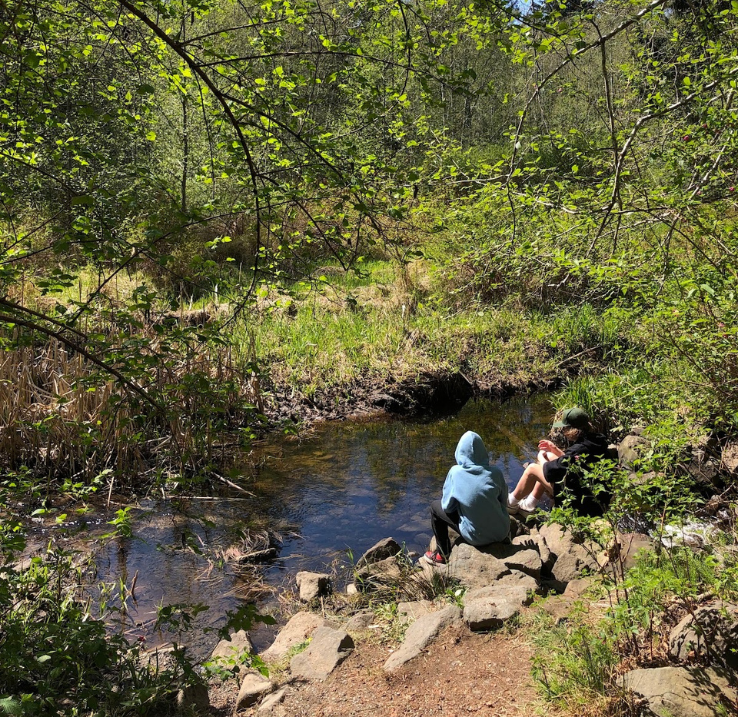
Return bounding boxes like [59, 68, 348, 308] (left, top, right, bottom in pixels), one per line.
[553, 407, 590, 430]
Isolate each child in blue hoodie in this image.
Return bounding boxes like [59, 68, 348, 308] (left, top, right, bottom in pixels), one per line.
[422, 431, 510, 566]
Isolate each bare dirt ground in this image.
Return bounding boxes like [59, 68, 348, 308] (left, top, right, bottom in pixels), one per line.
[211, 624, 539, 717]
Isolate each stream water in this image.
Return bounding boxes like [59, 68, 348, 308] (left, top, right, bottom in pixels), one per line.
[91, 393, 554, 655]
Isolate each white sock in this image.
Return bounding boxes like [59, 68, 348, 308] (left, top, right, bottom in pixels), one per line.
[520, 495, 539, 511]
[508, 494, 520, 507]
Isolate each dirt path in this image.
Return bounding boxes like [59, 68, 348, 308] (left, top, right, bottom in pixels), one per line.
[213, 625, 539, 717]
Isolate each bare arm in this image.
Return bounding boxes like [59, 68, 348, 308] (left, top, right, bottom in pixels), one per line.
[539, 439, 564, 458]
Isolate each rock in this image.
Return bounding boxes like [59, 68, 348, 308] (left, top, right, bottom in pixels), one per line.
[497, 570, 540, 593]
[290, 627, 354, 680]
[539, 524, 598, 586]
[345, 612, 375, 632]
[618, 435, 651, 468]
[346, 583, 358, 596]
[236, 672, 274, 710]
[721, 441, 738, 475]
[261, 612, 325, 663]
[563, 577, 596, 599]
[669, 601, 738, 670]
[514, 531, 553, 571]
[620, 666, 737, 717]
[356, 537, 402, 567]
[397, 600, 433, 625]
[258, 687, 289, 712]
[447, 542, 511, 590]
[176, 683, 209, 715]
[611, 532, 655, 573]
[210, 630, 253, 671]
[483, 543, 542, 579]
[539, 595, 576, 624]
[383, 605, 461, 672]
[629, 470, 664, 487]
[509, 515, 530, 539]
[462, 585, 531, 631]
[686, 451, 722, 489]
[233, 547, 278, 564]
[516, 530, 554, 574]
[295, 571, 331, 602]
[139, 643, 178, 673]
[355, 555, 403, 588]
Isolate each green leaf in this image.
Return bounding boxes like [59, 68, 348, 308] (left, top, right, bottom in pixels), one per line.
[71, 195, 94, 206]
[0, 696, 24, 715]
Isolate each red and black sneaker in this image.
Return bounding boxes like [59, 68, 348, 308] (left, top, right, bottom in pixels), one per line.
[421, 550, 447, 566]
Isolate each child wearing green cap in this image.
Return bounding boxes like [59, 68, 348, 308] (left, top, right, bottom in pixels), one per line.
[507, 407, 611, 517]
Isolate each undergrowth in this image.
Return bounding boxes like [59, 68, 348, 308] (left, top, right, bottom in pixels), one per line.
[529, 456, 738, 716]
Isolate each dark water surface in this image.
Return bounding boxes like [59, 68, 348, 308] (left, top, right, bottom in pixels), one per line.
[94, 394, 554, 653]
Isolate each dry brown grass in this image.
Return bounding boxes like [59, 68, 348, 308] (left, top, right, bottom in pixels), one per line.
[0, 328, 261, 485]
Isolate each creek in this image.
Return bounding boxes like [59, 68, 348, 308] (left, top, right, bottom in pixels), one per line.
[91, 393, 554, 656]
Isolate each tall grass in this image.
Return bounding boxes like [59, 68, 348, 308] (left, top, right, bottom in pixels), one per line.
[243, 288, 630, 398]
[0, 329, 261, 485]
[555, 360, 712, 449]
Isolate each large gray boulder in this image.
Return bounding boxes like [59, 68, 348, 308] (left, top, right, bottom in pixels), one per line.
[669, 601, 738, 670]
[383, 605, 461, 672]
[618, 435, 651, 468]
[496, 569, 539, 592]
[236, 672, 274, 710]
[513, 531, 554, 574]
[563, 577, 596, 599]
[462, 585, 531, 631]
[260, 612, 325, 663]
[356, 537, 402, 567]
[483, 543, 543, 580]
[620, 666, 737, 717]
[538, 524, 598, 586]
[295, 571, 331, 602]
[447, 542, 511, 589]
[289, 627, 354, 680]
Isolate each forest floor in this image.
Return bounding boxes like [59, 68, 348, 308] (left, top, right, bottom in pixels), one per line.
[210, 624, 539, 717]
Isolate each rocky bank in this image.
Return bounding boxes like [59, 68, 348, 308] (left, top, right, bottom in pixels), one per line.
[151, 429, 738, 717]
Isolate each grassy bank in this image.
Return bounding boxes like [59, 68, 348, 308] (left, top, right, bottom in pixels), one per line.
[237, 257, 729, 462]
[241, 259, 627, 394]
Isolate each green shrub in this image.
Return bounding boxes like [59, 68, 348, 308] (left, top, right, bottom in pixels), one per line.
[0, 550, 185, 716]
[531, 615, 618, 705]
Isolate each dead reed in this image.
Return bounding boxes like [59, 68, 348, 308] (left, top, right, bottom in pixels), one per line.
[0, 325, 262, 487]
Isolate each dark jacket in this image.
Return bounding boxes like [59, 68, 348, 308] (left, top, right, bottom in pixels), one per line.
[543, 433, 611, 516]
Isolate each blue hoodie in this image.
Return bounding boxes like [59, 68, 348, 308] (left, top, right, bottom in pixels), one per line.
[441, 431, 510, 545]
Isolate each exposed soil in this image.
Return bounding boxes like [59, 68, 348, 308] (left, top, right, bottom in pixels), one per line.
[210, 625, 539, 717]
[266, 369, 557, 426]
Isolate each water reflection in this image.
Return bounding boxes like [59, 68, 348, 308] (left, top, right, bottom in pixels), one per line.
[251, 393, 552, 574]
